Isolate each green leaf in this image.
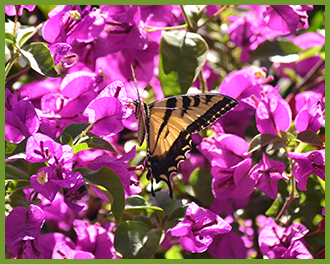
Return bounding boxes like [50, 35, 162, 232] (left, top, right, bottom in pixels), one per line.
[148, 191, 176, 214]
[37, 5, 57, 19]
[6, 180, 31, 195]
[267, 140, 290, 151]
[54, 132, 73, 146]
[28, 162, 46, 177]
[308, 9, 325, 32]
[62, 122, 91, 141]
[297, 130, 324, 146]
[250, 40, 302, 59]
[165, 245, 183, 259]
[283, 68, 299, 83]
[5, 189, 29, 215]
[72, 143, 91, 154]
[124, 195, 166, 221]
[5, 164, 30, 181]
[159, 30, 208, 97]
[167, 204, 188, 221]
[71, 132, 117, 154]
[278, 40, 303, 54]
[114, 221, 164, 259]
[16, 25, 40, 48]
[189, 168, 214, 206]
[5, 141, 17, 154]
[5, 137, 28, 158]
[5, 32, 16, 44]
[299, 46, 324, 61]
[76, 167, 125, 223]
[83, 132, 116, 153]
[125, 195, 149, 208]
[19, 42, 59, 77]
[246, 134, 286, 154]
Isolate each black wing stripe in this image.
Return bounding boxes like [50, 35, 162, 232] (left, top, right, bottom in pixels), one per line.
[187, 96, 238, 134]
[146, 130, 192, 198]
[180, 96, 192, 117]
[145, 94, 238, 198]
[153, 97, 177, 151]
[193, 95, 200, 107]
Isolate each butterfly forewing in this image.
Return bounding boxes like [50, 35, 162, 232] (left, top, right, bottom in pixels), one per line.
[144, 94, 238, 197]
[135, 101, 148, 146]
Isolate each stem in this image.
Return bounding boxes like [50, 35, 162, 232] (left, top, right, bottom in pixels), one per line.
[196, 5, 231, 30]
[291, 59, 325, 94]
[180, 5, 193, 31]
[146, 24, 187, 33]
[5, 56, 17, 80]
[13, 6, 19, 35]
[295, 142, 308, 153]
[199, 70, 207, 93]
[5, 64, 30, 82]
[275, 158, 297, 223]
[72, 122, 95, 145]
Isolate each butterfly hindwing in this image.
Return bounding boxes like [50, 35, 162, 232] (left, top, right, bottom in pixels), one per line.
[142, 94, 238, 197]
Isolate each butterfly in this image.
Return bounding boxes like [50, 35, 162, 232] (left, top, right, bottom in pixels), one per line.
[134, 91, 238, 198]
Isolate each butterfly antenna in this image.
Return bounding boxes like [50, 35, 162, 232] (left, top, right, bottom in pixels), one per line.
[130, 64, 141, 101]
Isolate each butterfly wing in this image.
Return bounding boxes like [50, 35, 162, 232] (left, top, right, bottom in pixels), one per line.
[145, 94, 238, 197]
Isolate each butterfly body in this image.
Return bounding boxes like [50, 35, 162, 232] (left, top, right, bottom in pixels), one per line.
[135, 93, 238, 198]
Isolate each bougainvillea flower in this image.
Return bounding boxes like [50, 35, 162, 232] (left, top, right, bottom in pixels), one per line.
[291, 31, 325, 50]
[219, 67, 270, 109]
[73, 219, 118, 259]
[38, 192, 76, 231]
[42, 5, 106, 45]
[208, 232, 247, 259]
[30, 166, 61, 202]
[5, 89, 40, 144]
[5, 205, 45, 248]
[198, 133, 251, 168]
[97, 81, 133, 118]
[48, 42, 73, 66]
[227, 13, 265, 62]
[98, 5, 148, 53]
[262, 5, 312, 34]
[18, 78, 62, 108]
[30, 166, 83, 203]
[286, 149, 325, 191]
[227, 10, 282, 62]
[52, 241, 95, 259]
[83, 96, 124, 137]
[217, 67, 274, 135]
[167, 202, 232, 253]
[294, 83, 325, 115]
[295, 97, 324, 133]
[5, 205, 45, 258]
[138, 5, 183, 28]
[238, 218, 256, 253]
[249, 153, 287, 199]
[211, 158, 255, 200]
[95, 41, 158, 86]
[37, 232, 94, 259]
[5, 5, 35, 16]
[25, 133, 63, 163]
[258, 217, 312, 259]
[26, 133, 84, 202]
[59, 71, 105, 112]
[255, 85, 292, 135]
[210, 196, 250, 216]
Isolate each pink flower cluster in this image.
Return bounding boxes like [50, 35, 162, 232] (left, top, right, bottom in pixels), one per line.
[5, 5, 324, 259]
